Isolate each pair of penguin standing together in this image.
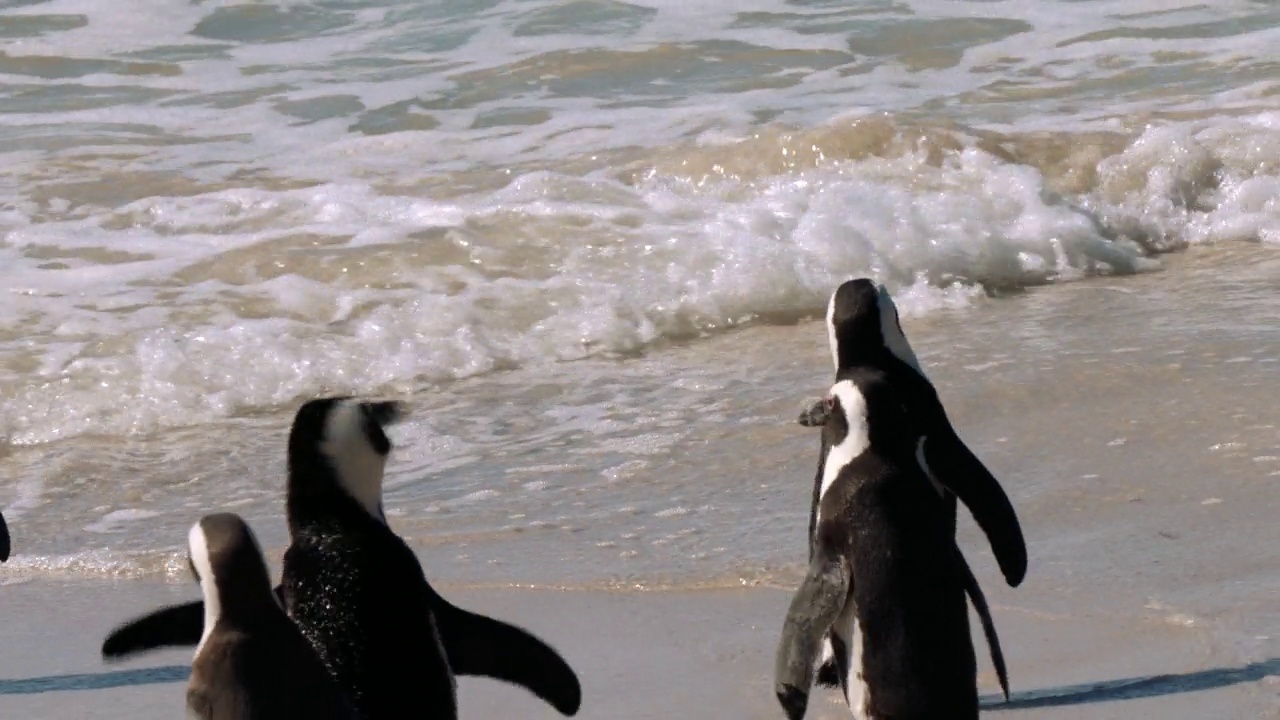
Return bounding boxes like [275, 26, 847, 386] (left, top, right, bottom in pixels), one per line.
[775, 279, 1028, 719]
[100, 399, 583, 719]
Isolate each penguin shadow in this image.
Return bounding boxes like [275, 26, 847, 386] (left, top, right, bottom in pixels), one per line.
[0, 665, 189, 696]
[979, 656, 1280, 711]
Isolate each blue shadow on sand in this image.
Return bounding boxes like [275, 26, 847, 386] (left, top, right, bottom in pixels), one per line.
[0, 665, 189, 695]
[981, 657, 1280, 710]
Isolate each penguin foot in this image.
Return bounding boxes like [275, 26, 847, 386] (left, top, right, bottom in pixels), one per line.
[775, 683, 809, 720]
[815, 659, 840, 688]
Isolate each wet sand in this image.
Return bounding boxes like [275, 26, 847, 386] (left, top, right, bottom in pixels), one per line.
[0, 579, 1276, 719]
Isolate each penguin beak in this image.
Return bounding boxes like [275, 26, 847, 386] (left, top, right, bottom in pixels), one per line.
[797, 398, 831, 427]
[362, 401, 404, 428]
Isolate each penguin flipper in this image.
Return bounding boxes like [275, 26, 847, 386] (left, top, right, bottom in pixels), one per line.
[435, 603, 583, 716]
[959, 550, 1009, 700]
[775, 547, 852, 718]
[102, 585, 289, 659]
[0, 511, 10, 563]
[922, 429, 1027, 587]
[101, 600, 205, 659]
[101, 584, 290, 655]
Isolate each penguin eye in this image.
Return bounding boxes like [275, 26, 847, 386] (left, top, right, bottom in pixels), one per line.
[823, 394, 836, 411]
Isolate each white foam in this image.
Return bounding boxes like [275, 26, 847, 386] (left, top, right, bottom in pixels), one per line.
[442, 489, 500, 508]
[0, 548, 188, 579]
[2, 0, 1279, 450]
[8, 109, 1280, 445]
[84, 508, 162, 534]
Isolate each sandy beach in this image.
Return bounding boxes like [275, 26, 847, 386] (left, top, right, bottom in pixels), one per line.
[0, 580, 1275, 719]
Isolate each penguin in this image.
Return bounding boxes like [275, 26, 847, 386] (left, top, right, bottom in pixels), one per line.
[184, 512, 357, 720]
[775, 373, 980, 720]
[0, 510, 9, 562]
[797, 278, 1026, 698]
[101, 397, 582, 720]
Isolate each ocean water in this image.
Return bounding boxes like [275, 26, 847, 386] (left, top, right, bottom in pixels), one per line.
[1, 0, 1278, 589]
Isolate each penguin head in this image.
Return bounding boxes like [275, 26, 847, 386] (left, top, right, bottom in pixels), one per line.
[820, 374, 914, 457]
[825, 279, 923, 375]
[288, 397, 405, 523]
[819, 379, 866, 454]
[188, 513, 275, 621]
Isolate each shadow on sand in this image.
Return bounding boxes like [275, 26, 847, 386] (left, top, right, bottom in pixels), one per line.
[0, 665, 189, 695]
[981, 657, 1280, 710]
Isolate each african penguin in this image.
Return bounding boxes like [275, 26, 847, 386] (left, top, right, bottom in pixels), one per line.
[776, 373, 980, 720]
[0, 510, 9, 562]
[101, 397, 582, 720]
[799, 279, 1026, 698]
[806, 279, 1027, 582]
[185, 512, 357, 720]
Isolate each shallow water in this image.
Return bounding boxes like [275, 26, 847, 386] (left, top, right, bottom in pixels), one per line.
[1, 0, 1278, 600]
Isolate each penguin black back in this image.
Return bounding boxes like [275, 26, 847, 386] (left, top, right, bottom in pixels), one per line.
[186, 512, 357, 720]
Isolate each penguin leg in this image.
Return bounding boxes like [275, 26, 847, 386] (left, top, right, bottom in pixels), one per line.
[815, 635, 841, 687]
[431, 601, 582, 717]
[775, 550, 852, 720]
[0, 511, 9, 562]
[828, 596, 867, 718]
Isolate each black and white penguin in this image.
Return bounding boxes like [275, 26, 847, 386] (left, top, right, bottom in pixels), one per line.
[185, 512, 357, 720]
[776, 373, 980, 720]
[799, 278, 1026, 698]
[101, 397, 582, 720]
[0, 510, 9, 562]
[281, 397, 457, 718]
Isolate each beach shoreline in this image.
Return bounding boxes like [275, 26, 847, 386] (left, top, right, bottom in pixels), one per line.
[1, 579, 1276, 719]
